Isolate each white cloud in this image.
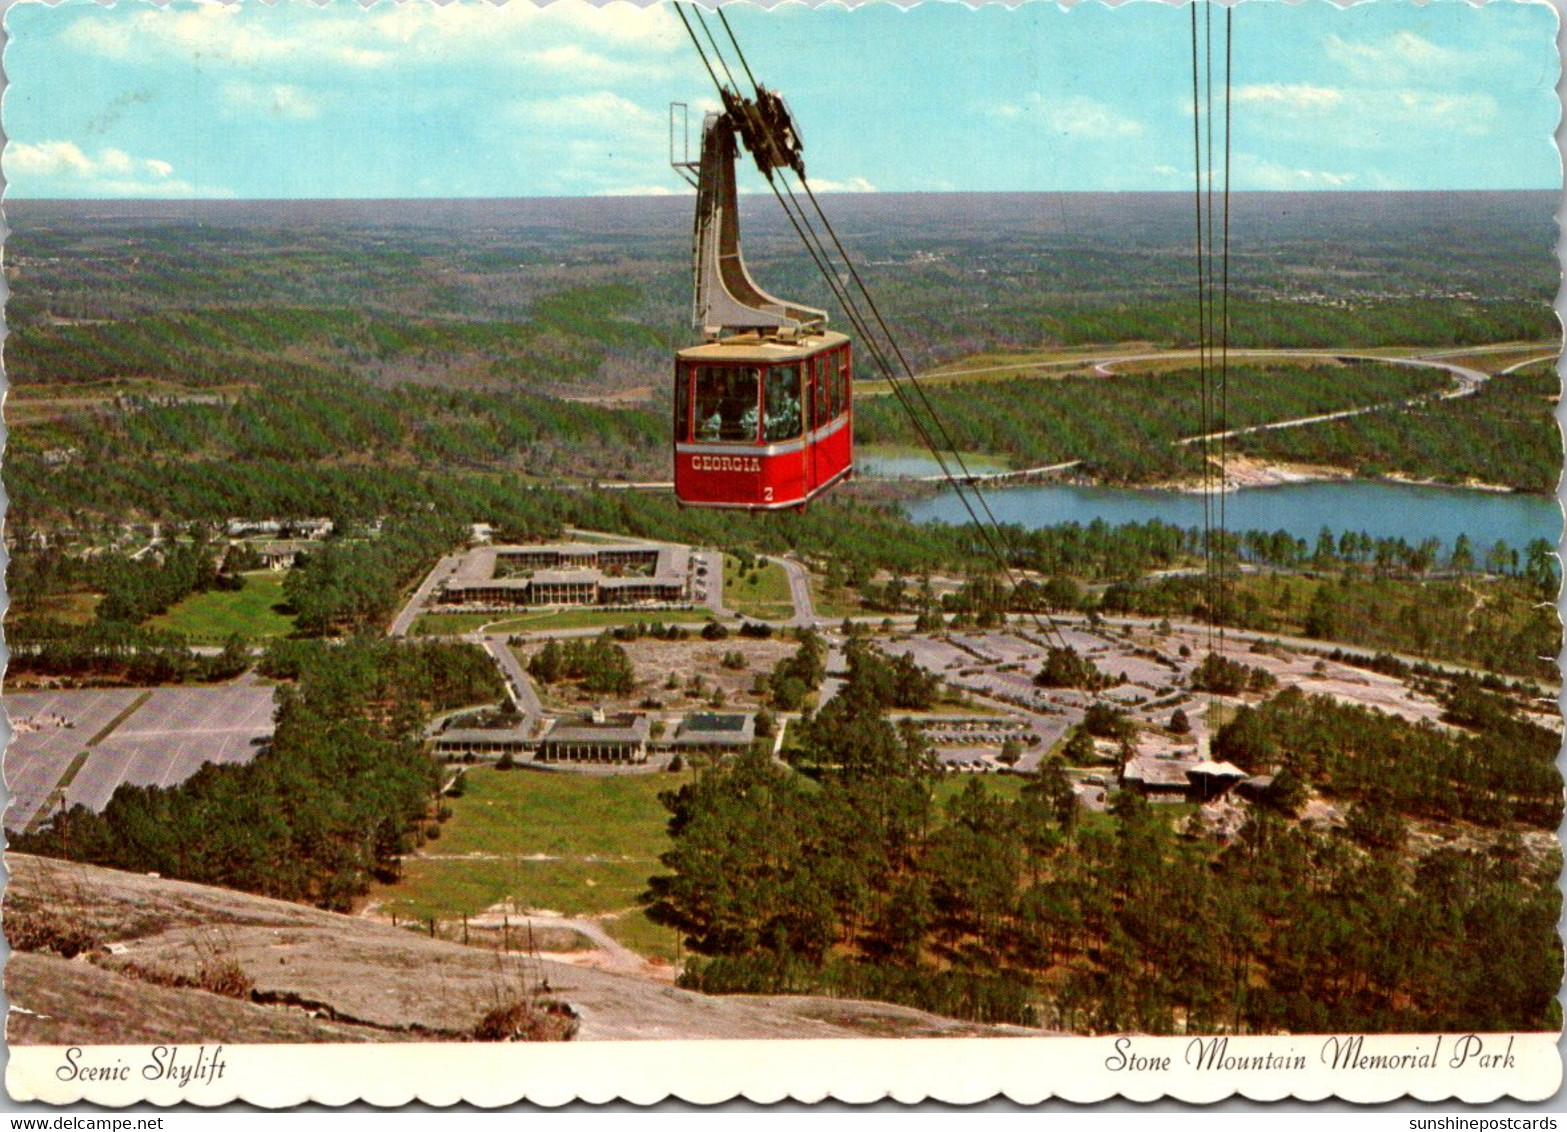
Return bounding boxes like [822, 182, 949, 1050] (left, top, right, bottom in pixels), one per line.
[7, 140, 95, 177]
[1234, 83, 1344, 110]
[513, 92, 659, 133]
[221, 82, 321, 122]
[1325, 31, 1464, 83]
[522, 43, 677, 83]
[5, 140, 220, 197]
[805, 175, 877, 193]
[593, 184, 682, 197]
[987, 94, 1143, 140]
[63, 6, 392, 70]
[1392, 90, 1497, 136]
[1239, 156, 1357, 190]
[62, 1, 683, 74]
[1048, 97, 1143, 139]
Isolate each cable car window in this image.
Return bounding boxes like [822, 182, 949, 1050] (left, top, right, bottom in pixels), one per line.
[824, 351, 840, 420]
[694, 365, 760, 442]
[814, 355, 831, 428]
[763, 365, 802, 442]
[837, 350, 851, 419]
[674, 363, 690, 443]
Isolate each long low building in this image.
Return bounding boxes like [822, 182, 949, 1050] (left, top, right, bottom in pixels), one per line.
[441, 542, 692, 607]
[537, 711, 651, 765]
[432, 724, 536, 759]
[669, 712, 756, 755]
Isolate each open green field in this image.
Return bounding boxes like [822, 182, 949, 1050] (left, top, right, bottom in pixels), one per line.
[493, 608, 715, 634]
[855, 343, 1444, 392]
[378, 764, 1047, 956]
[602, 908, 683, 965]
[931, 774, 1028, 806]
[723, 555, 795, 621]
[412, 612, 502, 636]
[1416, 342, 1559, 375]
[375, 768, 675, 923]
[856, 345, 1133, 393]
[853, 443, 1012, 473]
[856, 358, 1459, 486]
[146, 571, 294, 641]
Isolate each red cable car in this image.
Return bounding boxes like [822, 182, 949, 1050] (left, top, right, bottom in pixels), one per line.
[674, 331, 852, 509]
[670, 91, 852, 510]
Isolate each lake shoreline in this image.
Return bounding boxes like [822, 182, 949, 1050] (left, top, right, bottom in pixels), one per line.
[897, 472, 1559, 551]
[1152, 456, 1527, 497]
[861, 453, 1543, 500]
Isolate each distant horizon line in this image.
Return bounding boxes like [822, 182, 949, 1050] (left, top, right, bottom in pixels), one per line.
[6, 187, 1558, 205]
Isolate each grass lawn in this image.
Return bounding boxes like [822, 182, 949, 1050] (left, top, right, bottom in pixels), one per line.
[602, 908, 683, 965]
[376, 768, 676, 925]
[147, 571, 294, 641]
[1204, 702, 1241, 733]
[491, 608, 714, 634]
[415, 608, 715, 637]
[723, 555, 795, 621]
[931, 775, 1028, 807]
[412, 612, 507, 636]
[852, 443, 1011, 474]
[911, 694, 1009, 716]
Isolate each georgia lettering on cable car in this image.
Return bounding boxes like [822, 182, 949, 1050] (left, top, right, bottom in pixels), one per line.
[668, 72, 853, 511]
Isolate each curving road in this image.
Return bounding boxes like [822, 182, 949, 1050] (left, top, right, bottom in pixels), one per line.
[389, 553, 465, 638]
[894, 345, 1507, 485]
[777, 556, 818, 627]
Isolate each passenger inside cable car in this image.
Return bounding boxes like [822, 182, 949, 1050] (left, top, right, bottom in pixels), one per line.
[694, 365, 760, 442]
[763, 366, 801, 442]
[688, 362, 811, 446]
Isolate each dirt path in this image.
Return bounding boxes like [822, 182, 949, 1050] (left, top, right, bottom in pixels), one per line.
[357, 897, 668, 981]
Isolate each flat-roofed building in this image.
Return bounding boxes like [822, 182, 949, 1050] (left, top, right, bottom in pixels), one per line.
[671, 712, 755, 756]
[1122, 750, 1200, 802]
[432, 724, 536, 760]
[538, 711, 651, 764]
[440, 542, 691, 608]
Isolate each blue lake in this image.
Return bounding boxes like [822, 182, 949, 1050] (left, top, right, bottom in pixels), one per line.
[903, 479, 1561, 554]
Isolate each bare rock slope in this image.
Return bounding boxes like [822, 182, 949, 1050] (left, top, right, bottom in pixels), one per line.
[5, 854, 1034, 1043]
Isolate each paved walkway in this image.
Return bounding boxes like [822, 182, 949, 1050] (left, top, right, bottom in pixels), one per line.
[779, 557, 817, 627]
[482, 634, 544, 715]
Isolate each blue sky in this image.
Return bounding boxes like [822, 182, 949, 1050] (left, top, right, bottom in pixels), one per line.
[5, 0, 1560, 199]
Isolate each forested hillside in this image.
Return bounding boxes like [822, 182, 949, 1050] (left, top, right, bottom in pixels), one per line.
[1233, 363, 1561, 493]
[856, 361, 1451, 482]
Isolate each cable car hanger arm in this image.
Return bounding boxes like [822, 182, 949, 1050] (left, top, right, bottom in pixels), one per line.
[676, 94, 826, 341]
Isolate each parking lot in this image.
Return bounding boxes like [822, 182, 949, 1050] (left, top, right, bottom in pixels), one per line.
[6, 685, 276, 831]
[6, 689, 143, 832]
